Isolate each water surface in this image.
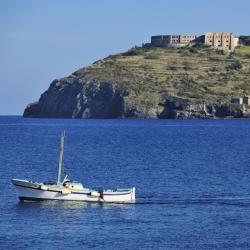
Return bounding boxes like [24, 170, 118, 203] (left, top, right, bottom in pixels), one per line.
[0, 117, 250, 249]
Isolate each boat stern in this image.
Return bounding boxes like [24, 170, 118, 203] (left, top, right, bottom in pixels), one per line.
[131, 187, 136, 202]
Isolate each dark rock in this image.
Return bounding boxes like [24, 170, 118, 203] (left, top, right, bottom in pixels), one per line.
[23, 80, 125, 119]
[85, 82, 124, 118]
[124, 107, 158, 119]
[158, 97, 189, 119]
[23, 78, 245, 120]
[215, 104, 243, 118]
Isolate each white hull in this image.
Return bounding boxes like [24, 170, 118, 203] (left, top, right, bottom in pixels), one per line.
[13, 183, 136, 203]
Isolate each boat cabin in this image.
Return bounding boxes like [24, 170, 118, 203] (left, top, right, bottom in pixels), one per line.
[63, 181, 84, 191]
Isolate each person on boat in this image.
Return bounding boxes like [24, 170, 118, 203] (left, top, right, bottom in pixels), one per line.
[98, 190, 104, 200]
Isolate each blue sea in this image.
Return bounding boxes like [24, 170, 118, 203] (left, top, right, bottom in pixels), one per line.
[1, 116, 250, 249]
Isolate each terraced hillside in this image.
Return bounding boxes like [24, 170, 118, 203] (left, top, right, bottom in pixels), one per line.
[24, 45, 250, 119]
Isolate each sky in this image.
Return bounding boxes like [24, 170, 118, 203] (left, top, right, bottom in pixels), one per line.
[0, 0, 250, 115]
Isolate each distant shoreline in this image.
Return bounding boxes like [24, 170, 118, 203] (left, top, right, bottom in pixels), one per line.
[2, 115, 250, 121]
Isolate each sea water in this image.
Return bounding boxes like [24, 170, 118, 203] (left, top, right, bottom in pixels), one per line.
[0, 116, 250, 249]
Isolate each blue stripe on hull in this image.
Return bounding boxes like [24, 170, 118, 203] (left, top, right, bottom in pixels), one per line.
[19, 196, 100, 202]
[14, 183, 132, 196]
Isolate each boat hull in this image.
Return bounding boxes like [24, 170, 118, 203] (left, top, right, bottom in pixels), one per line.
[13, 183, 136, 203]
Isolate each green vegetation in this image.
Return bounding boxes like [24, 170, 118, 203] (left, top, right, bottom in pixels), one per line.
[235, 46, 250, 58]
[122, 46, 146, 56]
[144, 54, 159, 59]
[73, 45, 250, 107]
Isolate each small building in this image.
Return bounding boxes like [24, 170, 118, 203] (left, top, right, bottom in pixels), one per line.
[243, 96, 250, 105]
[151, 35, 171, 47]
[239, 36, 250, 46]
[233, 37, 239, 48]
[231, 97, 243, 105]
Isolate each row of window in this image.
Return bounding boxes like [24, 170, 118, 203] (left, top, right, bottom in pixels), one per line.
[206, 42, 230, 47]
[208, 39, 230, 43]
[207, 35, 231, 39]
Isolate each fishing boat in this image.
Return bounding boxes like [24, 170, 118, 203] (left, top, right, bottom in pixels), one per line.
[11, 132, 136, 203]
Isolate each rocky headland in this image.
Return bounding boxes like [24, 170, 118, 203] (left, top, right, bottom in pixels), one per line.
[24, 45, 250, 119]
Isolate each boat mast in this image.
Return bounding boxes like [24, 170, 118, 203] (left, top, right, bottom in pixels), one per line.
[57, 131, 65, 185]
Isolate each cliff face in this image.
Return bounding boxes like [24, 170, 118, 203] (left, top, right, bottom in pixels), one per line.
[24, 80, 125, 118]
[24, 46, 250, 119]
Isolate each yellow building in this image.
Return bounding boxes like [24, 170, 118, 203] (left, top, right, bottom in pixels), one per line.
[205, 32, 238, 51]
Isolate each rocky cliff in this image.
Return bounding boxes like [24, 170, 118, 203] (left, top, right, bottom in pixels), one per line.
[24, 45, 250, 119]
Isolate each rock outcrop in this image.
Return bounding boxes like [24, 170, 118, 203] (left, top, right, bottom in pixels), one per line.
[24, 79, 245, 119]
[24, 79, 125, 118]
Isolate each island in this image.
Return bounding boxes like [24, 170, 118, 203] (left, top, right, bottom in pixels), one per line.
[23, 33, 250, 119]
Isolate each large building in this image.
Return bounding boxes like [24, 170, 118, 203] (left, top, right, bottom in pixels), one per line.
[151, 34, 200, 47]
[151, 32, 239, 51]
[204, 32, 238, 51]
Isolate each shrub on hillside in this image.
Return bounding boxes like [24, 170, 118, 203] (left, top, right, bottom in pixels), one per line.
[144, 53, 160, 60]
[189, 47, 198, 53]
[192, 43, 210, 49]
[183, 61, 193, 70]
[216, 49, 227, 55]
[122, 47, 145, 56]
[226, 61, 242, 70]
[169, 65, 177, 71]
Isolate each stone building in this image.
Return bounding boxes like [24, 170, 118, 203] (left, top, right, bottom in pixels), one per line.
[231, 96, 250, 105]
[204, 32, 238, 51]
[151, 34, 200, 47]
[243, 96, 250, 105]
[231, 97, 243, 105]
[150, 32, 240, 50]
[239, 36, 250, 46]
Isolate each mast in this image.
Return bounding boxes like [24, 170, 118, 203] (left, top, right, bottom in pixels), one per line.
[57, 131, 65, 185]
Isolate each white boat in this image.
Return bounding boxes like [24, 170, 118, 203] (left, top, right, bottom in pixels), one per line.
[11, 132, 136, 203]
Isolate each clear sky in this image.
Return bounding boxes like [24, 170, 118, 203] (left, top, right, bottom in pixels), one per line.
[0, 0, 249, 115]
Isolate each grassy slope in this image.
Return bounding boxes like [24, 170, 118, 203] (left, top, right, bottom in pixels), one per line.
[235, 46, 250, 57]
[72, 46, 250, 110]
